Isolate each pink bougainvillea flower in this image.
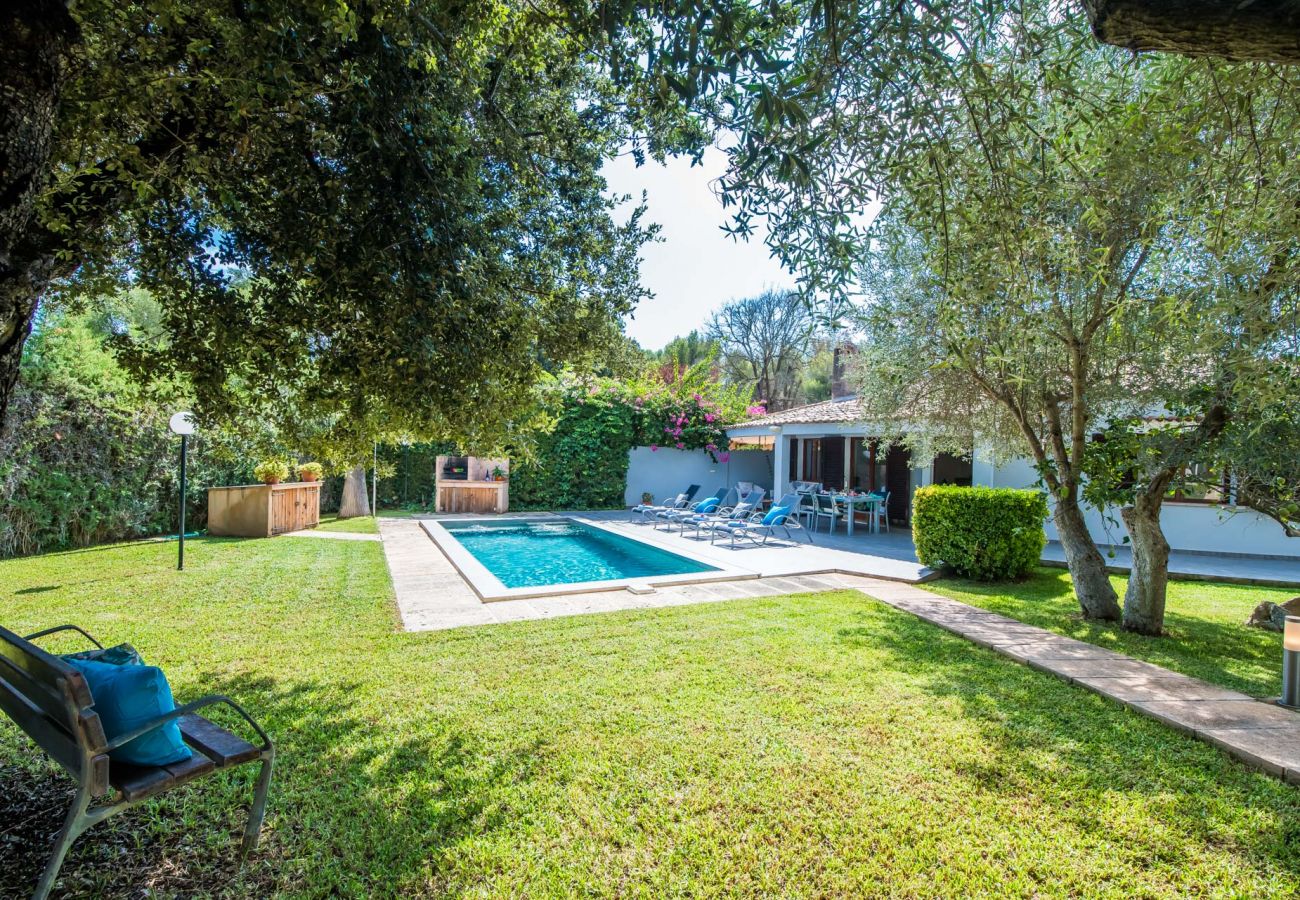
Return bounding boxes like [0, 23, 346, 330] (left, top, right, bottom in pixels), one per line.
[706, 443, 717, 452]
[675, 442, 685, 450]
[650, 444, 658, 451]
[718, 452, 731, 463]
[704, 413, 715, 423]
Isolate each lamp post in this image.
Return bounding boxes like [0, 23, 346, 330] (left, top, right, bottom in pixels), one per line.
[168, 412, 197, 571]
[1282, 616, 1300, 710]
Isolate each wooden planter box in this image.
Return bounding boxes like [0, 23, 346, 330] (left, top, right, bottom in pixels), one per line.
[207, 483, 321, 538]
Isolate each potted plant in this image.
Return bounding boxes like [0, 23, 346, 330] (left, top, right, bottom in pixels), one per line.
[297, 462, 324, 483]
[641, 491, 654, 506]
[254, 459, 290, 485]
[491, 465, 507, 482]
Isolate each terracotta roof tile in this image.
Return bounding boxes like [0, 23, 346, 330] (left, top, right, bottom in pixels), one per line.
[730, 397, 863, 428]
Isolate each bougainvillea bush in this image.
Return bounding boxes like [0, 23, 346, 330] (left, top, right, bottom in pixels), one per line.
[509, 360, 754, 510]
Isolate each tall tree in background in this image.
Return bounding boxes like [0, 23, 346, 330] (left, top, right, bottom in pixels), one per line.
[0, 0, 656, 447]
[646, 330, 720, 379]
[707, 289, 814, 411]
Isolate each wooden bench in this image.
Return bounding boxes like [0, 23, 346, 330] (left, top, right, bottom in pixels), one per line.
[0, 624, 274, 900]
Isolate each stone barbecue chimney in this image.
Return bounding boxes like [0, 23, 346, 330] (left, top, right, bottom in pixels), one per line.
[831, 343, 857, 401]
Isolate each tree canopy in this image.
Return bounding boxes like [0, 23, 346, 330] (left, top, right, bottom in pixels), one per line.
[2, 0, 662, 457]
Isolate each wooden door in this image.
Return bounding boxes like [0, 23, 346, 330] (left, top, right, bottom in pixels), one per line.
[271, 488, 296, 534]
[271, 485, 320, 534]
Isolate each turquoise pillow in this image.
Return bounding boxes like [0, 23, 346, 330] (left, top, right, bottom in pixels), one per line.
[697, 497, 721, 514]
[67, 657, 192, 767]
[762, 505, 791, 526]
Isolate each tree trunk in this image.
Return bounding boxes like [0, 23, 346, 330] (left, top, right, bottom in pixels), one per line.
[0, 0, 75, 428]
[338, 466, 371, 518]
[1053, 495, 1122, 621]
[1120, 493, 1170, 635]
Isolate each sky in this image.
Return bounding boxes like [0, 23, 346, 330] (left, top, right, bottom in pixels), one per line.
[601, 147, 794, 351]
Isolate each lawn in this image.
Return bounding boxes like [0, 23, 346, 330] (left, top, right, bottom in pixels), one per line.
[2, 539, 1298, 898]
[314, 509, 414, 534]
[314, 513, 381, 534]
[929, 567, 1296, 698]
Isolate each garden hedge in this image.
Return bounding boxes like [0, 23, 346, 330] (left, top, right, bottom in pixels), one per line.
[911, 486, 1048, 580]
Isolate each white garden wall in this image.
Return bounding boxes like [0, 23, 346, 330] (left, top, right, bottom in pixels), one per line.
[983, 455, 1300, 559]
[623, 447, 773, 508]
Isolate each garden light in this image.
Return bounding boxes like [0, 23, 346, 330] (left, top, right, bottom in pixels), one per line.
[1282, 616, 1300, 710]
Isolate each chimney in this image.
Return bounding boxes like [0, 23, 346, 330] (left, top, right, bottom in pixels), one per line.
[831, 343, 856, 400]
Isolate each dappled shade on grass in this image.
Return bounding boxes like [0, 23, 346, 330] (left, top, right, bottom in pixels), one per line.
[2, 538, 1298, 897]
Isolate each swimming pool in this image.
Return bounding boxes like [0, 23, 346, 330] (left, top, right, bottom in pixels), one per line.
[439, 518, 719, 589]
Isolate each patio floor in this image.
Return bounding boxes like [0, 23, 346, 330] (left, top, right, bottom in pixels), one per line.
[379, 516, 921, 631]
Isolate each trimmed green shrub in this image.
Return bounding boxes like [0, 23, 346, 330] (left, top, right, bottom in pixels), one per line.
[912, 486, 1047, 580]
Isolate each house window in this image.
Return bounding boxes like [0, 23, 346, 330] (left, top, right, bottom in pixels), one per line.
[1170, 463, 1229, 504]
[848, 438, 883, 491]
[802, 439, 822, 484]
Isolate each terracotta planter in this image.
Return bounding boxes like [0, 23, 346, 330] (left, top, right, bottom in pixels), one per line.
[262, 477, 280, 485]
[300, 472, 319, 482]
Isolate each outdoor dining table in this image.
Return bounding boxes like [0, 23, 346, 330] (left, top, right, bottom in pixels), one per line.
[826, 492, 884, 536]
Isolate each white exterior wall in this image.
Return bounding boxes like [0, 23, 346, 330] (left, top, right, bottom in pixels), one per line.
[624, 447, 773, 508]
[981, 454, 1300, 559]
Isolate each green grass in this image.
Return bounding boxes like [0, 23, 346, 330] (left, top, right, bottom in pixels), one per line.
[2, 539, 1299, 897]
[314, 513, 381, 534]
[314, 509, 414, 534]
[929, 567, 1296, 698]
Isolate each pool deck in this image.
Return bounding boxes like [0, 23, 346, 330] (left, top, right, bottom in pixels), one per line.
[381, 516, 920, 631]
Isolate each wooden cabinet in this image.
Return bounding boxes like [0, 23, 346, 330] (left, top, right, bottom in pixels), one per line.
[208, 483, 321, 537]
[435, 455, 509, 513]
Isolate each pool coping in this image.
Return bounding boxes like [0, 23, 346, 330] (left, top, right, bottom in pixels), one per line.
[421, 515, 759, 601]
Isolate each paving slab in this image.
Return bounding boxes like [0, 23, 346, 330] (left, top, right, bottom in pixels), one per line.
[1197, 727, 1300, 784]
[1071, 675, 1252, 703]
[1131, 699, 1299, 732]
[998, 641, 1129, 662]
[857, 582, 1300, 787]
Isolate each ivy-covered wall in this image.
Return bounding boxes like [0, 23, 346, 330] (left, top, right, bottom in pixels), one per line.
[0, 311, 253, 558]
[510, 390, 637, 510]
[508, 367, 752, 511]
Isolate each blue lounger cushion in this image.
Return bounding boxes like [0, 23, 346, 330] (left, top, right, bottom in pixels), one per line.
[761, 505, 791, 526]
[695, 497, 722, 514]
[67, 657, 192, 766]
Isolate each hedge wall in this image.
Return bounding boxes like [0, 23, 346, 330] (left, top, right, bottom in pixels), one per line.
[1, 314, 251, 558]
[509, 392, 637, 510]
[911, 486, 1048, 580]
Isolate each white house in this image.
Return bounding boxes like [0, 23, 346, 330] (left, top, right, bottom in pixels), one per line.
[724, 394, 1300, 562]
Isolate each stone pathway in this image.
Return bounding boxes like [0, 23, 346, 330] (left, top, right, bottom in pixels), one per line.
[282, 529, 381, 542]
[855, 580, 1300, 785]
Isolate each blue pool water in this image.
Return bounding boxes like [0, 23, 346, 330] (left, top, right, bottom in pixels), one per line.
[443, 519, 717, 588]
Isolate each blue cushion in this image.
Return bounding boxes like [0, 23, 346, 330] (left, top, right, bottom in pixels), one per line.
[762, 505, 791, 526]
[697, 497, 721, 514]
[67, 658, 192, 767]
